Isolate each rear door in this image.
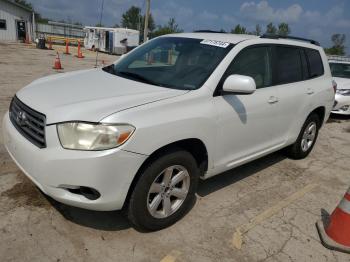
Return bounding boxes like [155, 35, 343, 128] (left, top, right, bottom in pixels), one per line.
[272, 46, 314, 142]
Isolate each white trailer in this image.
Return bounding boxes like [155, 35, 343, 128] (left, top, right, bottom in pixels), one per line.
[84, 26, 139, 55]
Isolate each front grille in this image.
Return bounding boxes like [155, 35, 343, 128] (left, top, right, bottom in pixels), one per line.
[9, 96, 46, 148]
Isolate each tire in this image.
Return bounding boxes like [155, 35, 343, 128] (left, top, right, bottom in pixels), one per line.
[286, 114, 320, 159]
[127, 149, 199, 231]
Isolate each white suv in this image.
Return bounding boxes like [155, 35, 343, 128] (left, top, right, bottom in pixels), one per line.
[329, 57, 350, 115]
[3, 33, 334, 230]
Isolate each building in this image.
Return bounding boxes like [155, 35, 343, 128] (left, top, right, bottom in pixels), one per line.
[0, 0, 35, 42]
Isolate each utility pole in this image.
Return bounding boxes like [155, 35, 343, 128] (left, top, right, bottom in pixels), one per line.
[143, 0, 150, 42]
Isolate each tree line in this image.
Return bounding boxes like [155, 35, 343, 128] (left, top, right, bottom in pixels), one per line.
[118, 6, 347, 55]
[14, 1, 347, 55]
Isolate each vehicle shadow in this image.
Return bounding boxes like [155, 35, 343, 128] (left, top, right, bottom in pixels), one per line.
[47, 151, 286, 231]
[328, 113, 350, 122]
[46, 196, 132, 231]
[197, 151, 286, 197]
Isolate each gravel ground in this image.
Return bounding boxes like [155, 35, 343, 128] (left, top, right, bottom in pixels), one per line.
[0, 42, 350, 262]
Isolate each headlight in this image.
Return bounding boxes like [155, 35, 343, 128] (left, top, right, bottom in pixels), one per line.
[336, 89, 350, 96]
[57, 122, 135, 150]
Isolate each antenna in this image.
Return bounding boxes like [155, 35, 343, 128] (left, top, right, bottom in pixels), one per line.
[95, 0, 105, 68]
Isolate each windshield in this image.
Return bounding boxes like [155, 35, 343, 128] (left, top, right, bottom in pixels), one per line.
[330, 62, 350, 79]
[103, 37, 233, 90]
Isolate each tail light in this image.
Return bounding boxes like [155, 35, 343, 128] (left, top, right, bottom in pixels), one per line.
[332, 80, 337, 93]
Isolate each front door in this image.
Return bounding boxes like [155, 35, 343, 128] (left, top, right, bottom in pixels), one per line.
[16, 20, 26, 41]
[213, 45, 283, 170]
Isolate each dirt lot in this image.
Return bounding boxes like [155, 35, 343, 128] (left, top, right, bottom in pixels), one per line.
[0, 42, 350, 262]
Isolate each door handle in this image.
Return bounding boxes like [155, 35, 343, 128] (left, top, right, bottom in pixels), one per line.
[307, 88, 314, 95]
[268, 96, 279, 104]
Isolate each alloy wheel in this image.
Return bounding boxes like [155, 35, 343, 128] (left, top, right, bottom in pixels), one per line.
[147, 165, 190, 219]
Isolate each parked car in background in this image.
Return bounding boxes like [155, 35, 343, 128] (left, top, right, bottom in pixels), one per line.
[3, 33, 334, 230]
[329, 56, 350, 115]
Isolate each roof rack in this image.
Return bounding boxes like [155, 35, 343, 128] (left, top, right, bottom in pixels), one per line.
[193, 30, 226, 33]
[260, 34, 320, 46]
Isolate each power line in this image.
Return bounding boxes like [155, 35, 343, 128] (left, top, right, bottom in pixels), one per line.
[143, 0, 150, 43]
[95, 0, 105, 68]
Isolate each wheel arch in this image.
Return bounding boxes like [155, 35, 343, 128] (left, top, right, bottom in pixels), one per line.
[122, 138, 208, 209]
[309, 106, 326, 128]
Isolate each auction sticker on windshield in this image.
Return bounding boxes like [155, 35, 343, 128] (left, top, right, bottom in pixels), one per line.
[200, 39, 230, 48]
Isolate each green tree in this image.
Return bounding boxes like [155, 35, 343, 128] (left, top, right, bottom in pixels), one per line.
[121, 6, 155, 41]
[152, 18, 183, 38]
[231, 24, 247, 34]
[14, 0, 32, 10]
[95, 23, 105, 27]
[265, 22, 277, 35]
[254, 24, 262, 36]
[121, 6, 141, 29]
[121, 6, 155, 31]
[278, 22, 291, 36]
[324, 34, 346, 56]
[35, 13, 49, 24]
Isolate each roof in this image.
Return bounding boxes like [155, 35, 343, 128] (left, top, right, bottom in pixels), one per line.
[163, 32, 322, 50]
[84, 26, 139, 33]
[3, 0, 33, 12]
[164, 32, 258, 44]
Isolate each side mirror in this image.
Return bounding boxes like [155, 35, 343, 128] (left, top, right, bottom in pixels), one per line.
[222, 74, 256, 95]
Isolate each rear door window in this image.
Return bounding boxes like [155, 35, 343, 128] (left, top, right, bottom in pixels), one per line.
[275, 46, 302, 85]
[305, 49, 324, 78]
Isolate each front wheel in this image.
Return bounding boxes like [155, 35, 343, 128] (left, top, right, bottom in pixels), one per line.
[127, 149, 199, 231]
[286, 114, 320, 159]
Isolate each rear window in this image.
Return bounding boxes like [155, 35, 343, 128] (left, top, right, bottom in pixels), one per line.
[305, 49, 324, 78]
[275, 46, 302, 84]
[330, 63, 350, 79]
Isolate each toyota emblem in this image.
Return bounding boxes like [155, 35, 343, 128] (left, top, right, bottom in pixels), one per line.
[16, 111, 28, 126]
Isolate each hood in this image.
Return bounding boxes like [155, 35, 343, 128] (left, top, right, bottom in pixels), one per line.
[16, 69, 188, 124]
[333, 77, 350, 90]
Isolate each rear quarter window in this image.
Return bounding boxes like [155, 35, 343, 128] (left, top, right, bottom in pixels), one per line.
[305, 49, 324, 78]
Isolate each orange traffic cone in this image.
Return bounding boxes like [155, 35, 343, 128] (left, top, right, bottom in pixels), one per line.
[25, 33, 30, 44]
[147, 52, 154, 64]
[63, 38, 70, 55]
[316, 187, 350, 254]
[75, 40, 84, 58]
[52, 52, 63, 70]
[167, 49, 173, 65]
[48, 37, 53, 50]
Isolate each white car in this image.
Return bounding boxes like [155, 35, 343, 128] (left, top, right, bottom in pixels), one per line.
[329, 59, 350, 115]
[3, 33, 334, 230]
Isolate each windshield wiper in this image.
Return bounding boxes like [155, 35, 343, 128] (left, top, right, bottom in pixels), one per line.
[117, 71, 162, 86]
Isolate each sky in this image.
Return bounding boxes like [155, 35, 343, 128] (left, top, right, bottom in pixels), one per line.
[28, 0, 350, 52]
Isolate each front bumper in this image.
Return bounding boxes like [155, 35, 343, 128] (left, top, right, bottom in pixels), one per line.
[2, 112, 147, 211]
[332, 93, 350, 115]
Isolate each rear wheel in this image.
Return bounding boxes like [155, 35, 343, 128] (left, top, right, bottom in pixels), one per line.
[286, 114, 320, 159]
[127, 150, 199, 231]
